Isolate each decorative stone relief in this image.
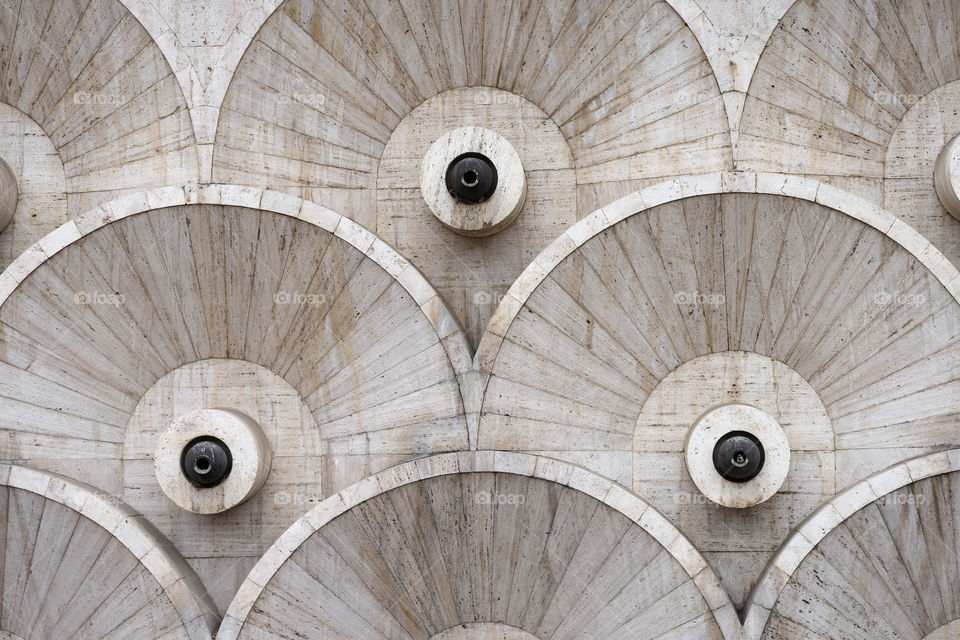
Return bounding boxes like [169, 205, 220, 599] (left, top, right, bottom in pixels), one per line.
[420, 126, 526, 237]
[154, 408, 272, 514]
[685, 403, 791, 508]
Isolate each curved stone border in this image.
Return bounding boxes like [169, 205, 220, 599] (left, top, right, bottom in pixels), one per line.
[925, 619, 960, 640]
[0, 185, 476, 440]
[743, 448, 960, 640]
[216, 451, 739, 640]
[476, 171, 960, 372]
[429, 622, 537, 639]
[0, 463, 218, 640]
[118, 0, 758, 183]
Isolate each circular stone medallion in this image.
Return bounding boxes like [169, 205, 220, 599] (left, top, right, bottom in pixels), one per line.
[684, 403, 790, 508]
[420, 126, 526, 236]
[154, 408, 272, 514]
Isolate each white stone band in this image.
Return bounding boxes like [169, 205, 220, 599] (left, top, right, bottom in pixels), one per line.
[0, 464, 217, 639]
[217, 451, 739, 640]
[477, 172, 960, 372]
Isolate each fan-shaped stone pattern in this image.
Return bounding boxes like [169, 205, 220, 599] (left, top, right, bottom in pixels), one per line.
[0, 484, 195, 639]
[237, 472, 723, 640]
[764, 471, 960, 639]
[122, 358, 325, 613]
[0, 0, 197, 211]
[0, 103, 68, 271]
[479, 193, 960, 495]
[0, 204, 466, 496]
[212, 0, 731, 221]
[634, 351, 834, 607]
[884, 80, 960, 270]
[377, 87, 578, 348]
[740, 0, 960, 203]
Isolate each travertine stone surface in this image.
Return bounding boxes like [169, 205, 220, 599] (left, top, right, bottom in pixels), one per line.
[221, 452, 732, 640]
[480, 191, 959, 489]
[634, 350, 833, 607]
[746, 449, 960, 639]
[478, 184, 960, 610]
[934, 136, 960, 221]
[213, 0, 732, 220]
[0, 158, 15, 234]
[740, 0, 960, 210]
[378, 87, 577, 347]
[154, 407, 272, 514]
[684, 403, 791, 510]
[1, 0, 960, 636]
[0, 195, 470, 614]
[420, 126, 526, 237]
[0, 0, 198, 212]
[430, 623, 539, 640]
[118, 0, 284, 158]
[0, 464, 218, 640]
[121, 0, 791, 173]
[0, 202, 467, 492]
[123, 357, 324, 613]
[925, 620, 960, 640]
[763, 466, 960, 640]
[0, 103, 68, 271]
[886, 80, 960, 270]
[669, 0, 796, 136]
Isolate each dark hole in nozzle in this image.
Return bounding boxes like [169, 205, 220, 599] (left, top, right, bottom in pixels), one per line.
[445, 153, 497, 203]
[712, 431, 764, 482]
[180, 436, 232, 487]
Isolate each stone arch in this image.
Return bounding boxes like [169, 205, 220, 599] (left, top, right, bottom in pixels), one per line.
[475, 172, 960, 605]
[0, 0, 198, 211]
[0, 186, 473, 613]
[0, 464, 217, 639]
[218, 451, 738, 640]
[746, 448, 960, 639]
[212, 0, 732, 220]
[739, 0, 960, 204]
